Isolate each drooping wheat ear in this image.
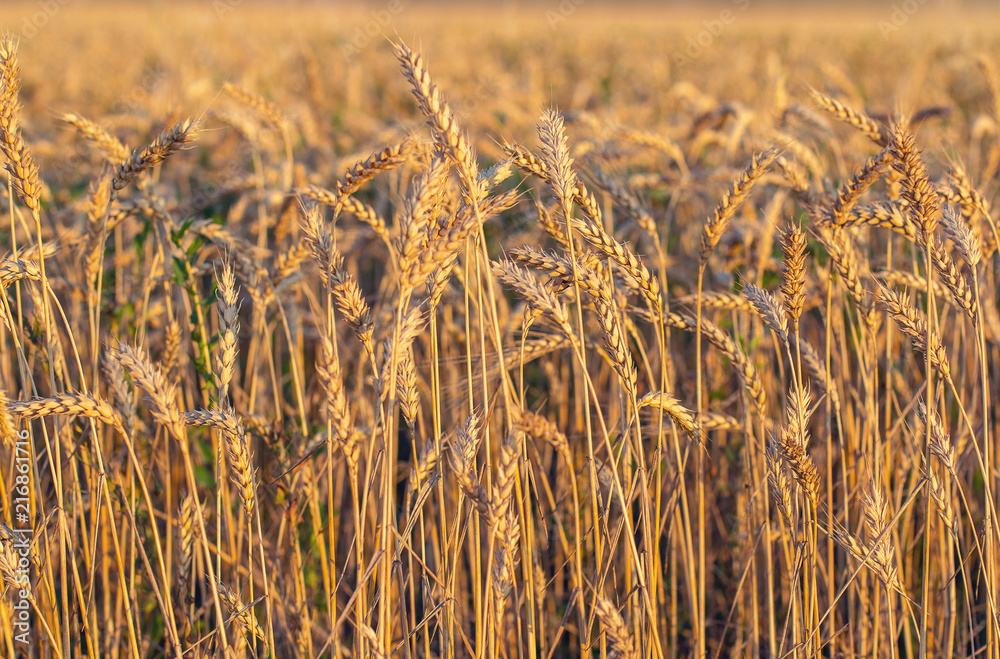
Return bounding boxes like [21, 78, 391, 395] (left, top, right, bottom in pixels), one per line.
[926, 467, 955, 534]
[765, 436, 793, 525]
[0, 36, 41, 212]
[222, 81, 287, 129]
[916, 401, 955, 472]
[861, 479, 898, 589]
[888, 123, 939, 237]
[742, 283, 788, 347]
[929, 235, 977, 320]
[828, 147, 891, 224]
[978, 54, 1000, 133]
[776, 155, 812, 199]
[666, 312, 768, 415]
[695, 412, 743, 432]
[110, 342, 185, 441]
[837, 202, 919, 241]
[636, 391, 701, 441]
[874, 285, 951, 380]
[809, 88, 887, 146]
[594, 595, 637, 659]
[447, 412, 491, 519]
[595, 297, 638, 399]
[339, 195, 391, 247]
[572, 218, 661, 308]
[7, 392, 122, 428]
[60, 113, 130, 163]
[216, 581, 265, 642]
[491, 259, 575, 341]
[0, 388, 16, 449]
[0, 539, 31, 601]
[0, 255, 39, 288]
[300, 140, 413, 208]
[301, 203, 375, 354]
[515, 408, 570, 461]
[778, 386, 820, 507]
[184, 404, 256, 518]
[940, 204, 983, 268]
[394, 43, 480, 200]
[112, 118, 201, 193]
[943, 162, 995, 257]
[699, 147, 778, 266]
[215, 260, 241, 400]
[503, 141, 602, 222]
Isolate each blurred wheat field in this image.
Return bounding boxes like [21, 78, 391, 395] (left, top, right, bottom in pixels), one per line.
[0, 2, 999, 658]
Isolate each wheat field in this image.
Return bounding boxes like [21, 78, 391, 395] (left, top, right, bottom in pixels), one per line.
[0, 2, 998, 658]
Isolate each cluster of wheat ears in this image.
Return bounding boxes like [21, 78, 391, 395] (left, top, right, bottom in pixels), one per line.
[0, 10, 999, 659]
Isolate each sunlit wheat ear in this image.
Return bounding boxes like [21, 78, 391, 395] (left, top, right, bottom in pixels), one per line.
[0, 255, 39, 288]
[636, 391, 700, 442]
[943, 162, 995, 257]
[537, 109, 578, 209]
[316, 325, 354, 457]
[300, 139, 413, 208]
[215, 259, 240, 401]
[515, 408, 570, 461]
[861, 479, 899, 589]
[826, 147, 891, 224]
[874, 285, 951, 380]
[176, 491, 200, 591]
[929, 235, 977, 319]
[777, 386, 820, 508]
[6, 392, 122, 429]
[0, 388, 16, 449]
[888, 122, 939, 237]
[809, 88, 887, 145]
[594, 595, 637, 659]
[0, 35, 41, 212]
[595, 297, 637, 399]
[765, 437, 793, 525]
[110, 342, 185, 441]
[742, 283, 788, 347]
[216, 581, 265, 642]
[447, 412, 491, 519]
[491, 259, 575, 342]
[916, 401, 955, 472]
[0, 540, 31, 602]
[780, 224, 807, 326]
[572, 218, 661, 308]
[112, 117, 201, 193]
[183, 405, 256, 518]
[926, 467, 956, 534]
[699, 147, 778, 267]
[394, 42, 480, 199]
[940, 204, 983, 268]
[60, 112, 130, 164]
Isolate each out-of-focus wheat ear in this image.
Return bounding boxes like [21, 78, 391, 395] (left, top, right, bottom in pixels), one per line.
[809, 88, 887, 146]
[515, 408, 571, 462]
[742, 283, 789, 347]
[60, 112, 130, 163]
[394, 43, 480, 200]
[222, 81, 287, 130]
[699, 147, 778, 267]
[84, 175, 112, 298]
[978, 54, 1000, 134]
[888, 122, 939, 237]
[176, 490, 202, 590]
[216, 581, 265, 642]
[162, 318, 182, 377]
[215, 260, 241, 400]
[112, 118, 201, 193]
[594, 595, 637, 659]
[874, 284, 952, 381]
[110, 342, 185, 441]
[780, 224, 808, 326]
[0, 388, 17, 449]
[765, 436, 793, 525]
